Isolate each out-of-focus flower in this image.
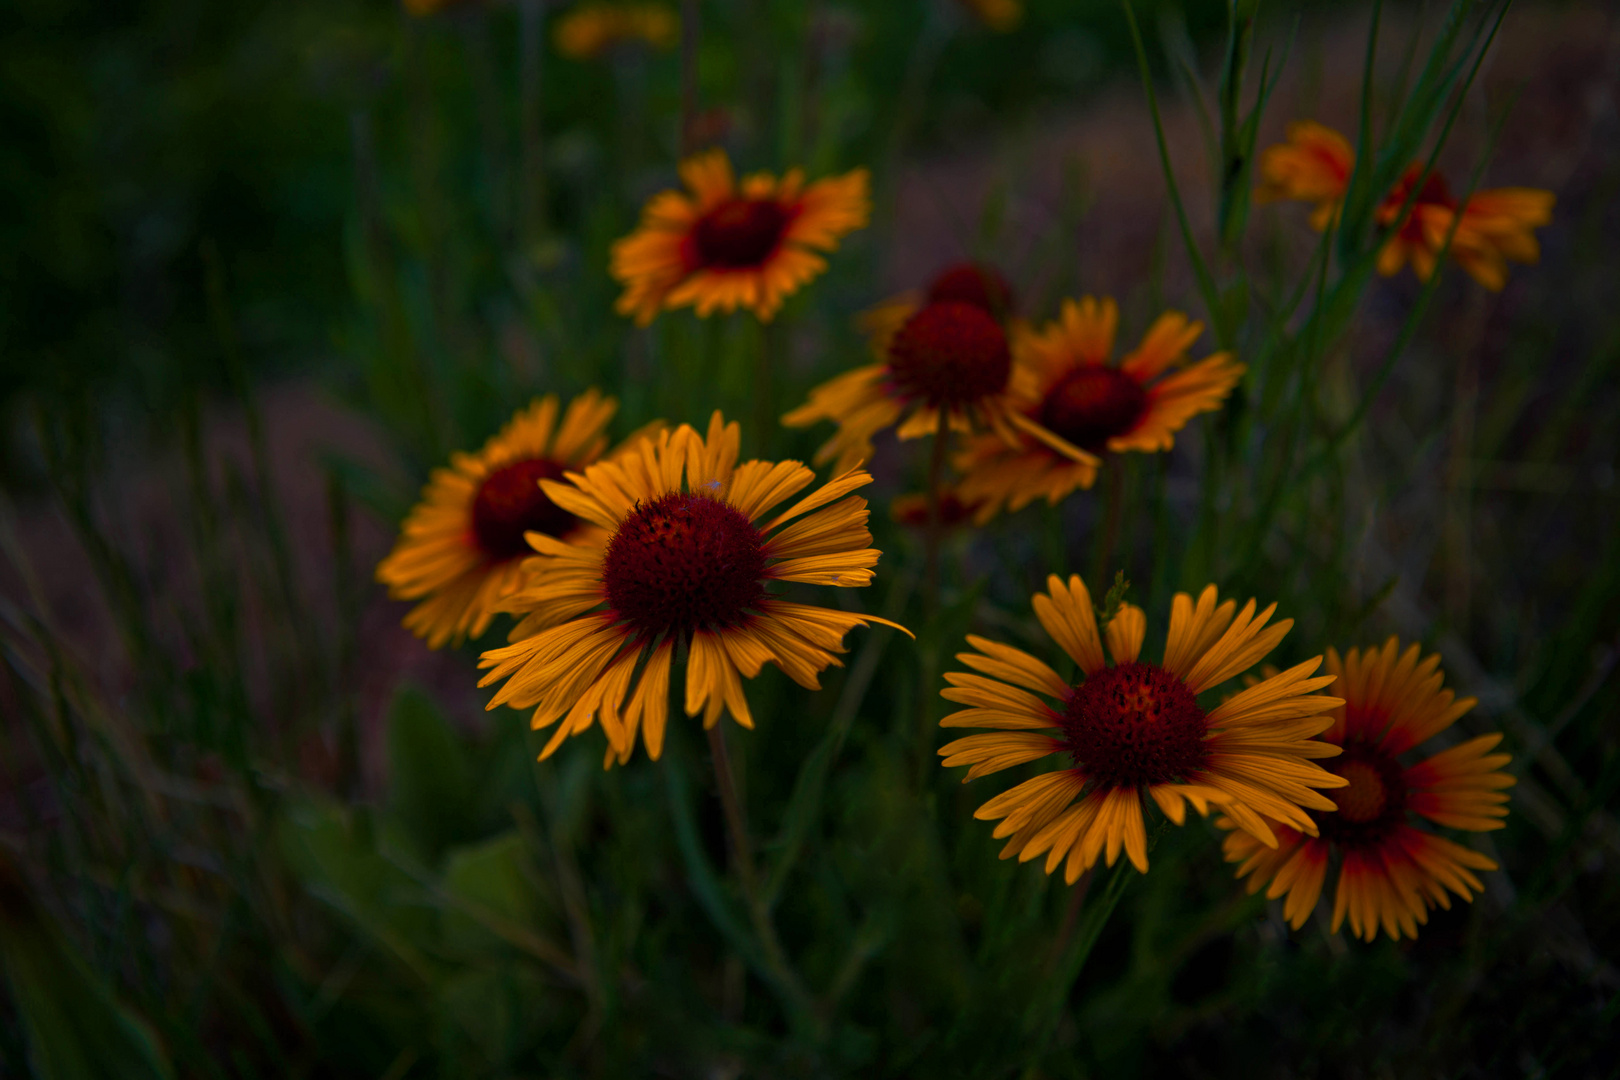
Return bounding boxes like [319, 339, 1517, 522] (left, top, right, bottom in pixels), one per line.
[1255, 120, 1355, 230]
[1375, 167, 1555, 290]
[785, 262, 1025, 475]
[783, 298, 1023, 475]
[957, 0, 1023, 33]
[554, 2, 678, 59]
[1221, 638, 1514, 941]
[954, 297, 1242, 523]
[611, 149, 869, 325]
[1255, 120, 1554, 291]
[940, 578, 1348, 878]
[890, 486, 987, 531]
[402, 0, 479, 15]
[479, 413, 906, 766]
[376, 392, 626, 650]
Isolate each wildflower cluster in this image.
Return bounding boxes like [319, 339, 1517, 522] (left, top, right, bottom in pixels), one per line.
[358, 9, 1555, 1067]
[379, 113, 1530, 945]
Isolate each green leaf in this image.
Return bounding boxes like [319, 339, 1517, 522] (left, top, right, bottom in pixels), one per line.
[386, 685, 475, 860]
[276, 795, 437, 982]
[440, 831, 553, 956]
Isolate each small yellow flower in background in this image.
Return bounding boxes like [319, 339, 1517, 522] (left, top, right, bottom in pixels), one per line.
[940, 577, 1348, 878]
[1256, 120, 1554, 291]
[1221, 637, 1514, 942]
[478, 413, 907, 766]
[610, 149, 870, 325]
[954, 297, 1244, 524]
[376, 391, 626, 650]
[957, 0, 1023, 33]
[554, 2, 677, 60]
[783, 263, 1026, 476]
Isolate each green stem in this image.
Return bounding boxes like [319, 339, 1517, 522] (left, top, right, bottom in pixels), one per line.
[1092, 463, 1123, 584]
[915, 426, 950, 788]
[679, 0, 701, 155]
[517, 0, 548, 247]
[1024, 862, 1133, 1064]
[705, 723, 820, 1032]
[754, 317, 781, 457]
[923, 422, 950, 608]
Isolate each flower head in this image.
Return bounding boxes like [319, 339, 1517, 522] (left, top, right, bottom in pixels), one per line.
[610, 149, 869, 325]
[1221, 638, 1514, 941]
[782, 264, 1031, 474]
[1256, 121, 1554, 291]
[923, 261, 1017, 319]
[940, 578, 1348, 878]
[1376, 168, 1554, 291]
[479, 413, 906, 765]
[1255, 120, 1355, 230]
[954, 297, 1243, 523]
[554, 3, 678, 59]
[376, 391, 627, 649]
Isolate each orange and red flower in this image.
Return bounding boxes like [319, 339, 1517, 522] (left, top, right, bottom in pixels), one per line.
[1221, 637, 1514, 941]
[376, 392, 631, 650]
[953, 296, 1243, 523]
[1255, 121, 1554, 291]
[478, 413, 907, 766]
[783, 263, 1025, 474]
[610, 149, 869, 325]
[940, 578, 1348, 878]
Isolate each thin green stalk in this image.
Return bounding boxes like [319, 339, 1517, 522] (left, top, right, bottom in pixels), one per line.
[1022, 862, 1133, 1065]
[1092, 463, 1124, 584]
[704, 723, 821, 1033]
[915, 427, 951, 787]
[518, 0, 548, 246]
[923, 425, 950, 607]
[754, 317, 782, 457]
[679, 0, 701, 155]
[1123, 1, 1223, 343]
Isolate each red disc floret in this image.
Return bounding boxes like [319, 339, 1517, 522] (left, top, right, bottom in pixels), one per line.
[692, 198, 792, 268]
[1379, 167, 1456, 242]
[885, 301, 1012, 408]
[1312, 741, 1409, 848]
[1038, 366, 1149, 454]
[472, 458, 578, 560]
[1062, 661, 1209, 788]
[602, 492, 769, 641]
[925, 262, 1015, 319]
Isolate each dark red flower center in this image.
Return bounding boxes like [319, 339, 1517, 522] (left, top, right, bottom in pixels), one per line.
[602, 492, 768, 641]
[1312, 741, 1409, 849]
[1062, 661, 1209, 788]
[471, 458, 578, 560]
[885, 301, 1011, 408]
[1379, 167, 1456, 241]
[926, 262, 1015, 320]
[1037, 366, 1148, 454]
[692, 198, 791, 269]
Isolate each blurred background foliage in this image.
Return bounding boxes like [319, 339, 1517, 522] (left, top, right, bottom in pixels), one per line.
[2, 0, 1618, 1077]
